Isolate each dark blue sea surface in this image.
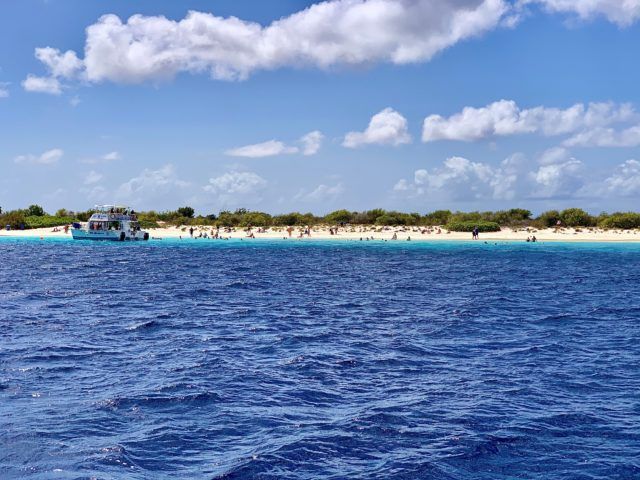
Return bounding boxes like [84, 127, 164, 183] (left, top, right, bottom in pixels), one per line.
[1, 238, 640, 479]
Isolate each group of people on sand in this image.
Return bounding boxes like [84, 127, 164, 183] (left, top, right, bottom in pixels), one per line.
[50, 225, 70, 234]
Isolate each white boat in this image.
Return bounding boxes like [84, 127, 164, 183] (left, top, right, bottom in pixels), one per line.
[72, 205, 149, 241]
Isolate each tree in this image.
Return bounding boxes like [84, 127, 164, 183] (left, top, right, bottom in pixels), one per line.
[177, 206, 195, 218]
[55, 208, 68, 217]
[423, 210, 452, 225]
[325, 209, 353, 224]
[560, 208, 593, 227]
[537, 210, 561, 228]
[27, 204, 45, 217]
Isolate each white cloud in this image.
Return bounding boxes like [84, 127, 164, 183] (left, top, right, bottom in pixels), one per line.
[296, 183, 344, 202]
[22, 75, 62, 95]
[27, 1, 508, 85]
[343, 108, 411, 148]
[80, 151, 121, 164]
[530, 153, 584, 198]
[102, 151, 121, 161]
[0, 82, 9, 98]
[35, 47, 84, 79]
[563, 125, 640, 147]
[204, 171, 267, 195]
[422, 100, 635, 142]
[84, 170, 103, 185]
[117, 164, 189, 201]
[300, 130, 324, 156]
[22, 48, 83, 95]
[601, 159, 640, 196]
[395, 155, 521, 200]
[226, 140, 299, 158]
[14, 148, 63, 165]
[528, 0, 640, 27]
[82, 185, 108, 202]
[226, 131, 322, 158]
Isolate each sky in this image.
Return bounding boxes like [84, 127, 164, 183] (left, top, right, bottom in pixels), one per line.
[1, 0, 640, 215]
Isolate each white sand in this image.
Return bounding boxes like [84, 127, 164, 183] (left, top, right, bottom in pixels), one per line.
[3, 225, 640, 242]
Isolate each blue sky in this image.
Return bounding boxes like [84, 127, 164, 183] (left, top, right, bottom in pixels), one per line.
[1, 0, 640, 215]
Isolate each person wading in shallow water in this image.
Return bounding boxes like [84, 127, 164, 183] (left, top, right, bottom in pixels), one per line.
[189, 227, 194, 238]
[472, 227, 479, 240]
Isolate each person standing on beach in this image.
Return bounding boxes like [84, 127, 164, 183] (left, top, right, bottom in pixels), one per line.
[472, 227, 479, 240]
[189, 227, 194, 237]
[287, 226, 293, 238]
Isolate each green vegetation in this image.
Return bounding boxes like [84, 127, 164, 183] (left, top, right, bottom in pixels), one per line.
[24, 215, 75, 229]
[598, 212, 640, 229]
[445, 220, 501, 232]
[2, 205, 640, 230]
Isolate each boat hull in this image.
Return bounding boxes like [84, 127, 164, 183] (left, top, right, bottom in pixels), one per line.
[71, 229, 149, 241]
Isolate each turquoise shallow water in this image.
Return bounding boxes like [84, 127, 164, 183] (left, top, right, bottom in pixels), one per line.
[1, 238, 639, 479]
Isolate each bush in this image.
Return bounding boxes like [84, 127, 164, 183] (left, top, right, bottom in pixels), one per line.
[24, 215, 74, 229]
[422, 210, 452, 225]
[0, 211, 26, 229]
[324, 209, 353, 224]
[177, 206, 195, 218]
[599, 212, 640, 229]
[560, 208, 593, 227]
[445, 220, 501, 232]
[537, 210, 561, 228]
[272, 212, 319, 226]
[375, 211, 421, 226]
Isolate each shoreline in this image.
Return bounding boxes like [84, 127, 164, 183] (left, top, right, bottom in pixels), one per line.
[2, 225, 640, 243]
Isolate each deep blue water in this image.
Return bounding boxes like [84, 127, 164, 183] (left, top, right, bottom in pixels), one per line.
[1, 238, 640, 479]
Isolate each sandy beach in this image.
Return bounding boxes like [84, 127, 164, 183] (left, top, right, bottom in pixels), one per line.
[2, 225, 640, 242]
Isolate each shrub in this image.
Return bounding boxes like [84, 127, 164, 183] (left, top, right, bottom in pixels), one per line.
[176, 206, 195, 218]
[445, 220, 501, 232]
[0, 211, 26, 229]
[599, 212, 640, 229]
[422, 210, 452, 225]
[324, 209, 353, 224]
[537, 210, 561, 228]
[560, 208, 593, 227]
[375, 211, 420, 226]
[272, 212, 319, 226]
[24, 215, 75, 229]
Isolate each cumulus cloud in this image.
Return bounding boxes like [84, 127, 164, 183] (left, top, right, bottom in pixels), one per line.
[80, 151, 121, 164]
[296, 182, 345, 202]
[84, 170, 103, 185]
[35, 47, 84, 79]
[601, 159, 640, 196]
[563, 125, 640, 147]
[343, 108, 411, 148]
[226, 140, 299, 158]
[22, 48, 84, 95]
[117, 164, 189, 201]
[529, 147, 584, 198]
[422, 100, 635, 142]
[528, 0, 640, 27]
[204, 171, 267, 195]
[226, 131, 323, 158]
[301, 131, 324, 156]
[14, 148, 63, 165]
[26, 0, 508, 85]
[22, 75, 62, 95]
[394, 155, 522, 200]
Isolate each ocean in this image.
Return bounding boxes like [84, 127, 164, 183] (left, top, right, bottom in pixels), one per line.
[1, 238, 639, 479]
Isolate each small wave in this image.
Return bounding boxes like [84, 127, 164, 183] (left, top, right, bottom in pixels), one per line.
[127, 320, 159, 331]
